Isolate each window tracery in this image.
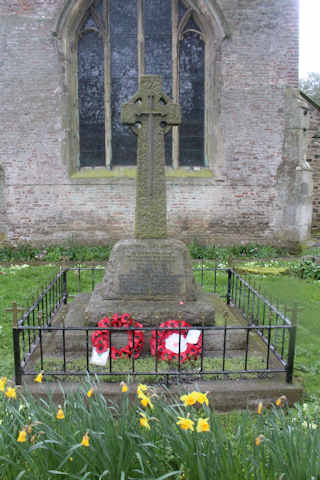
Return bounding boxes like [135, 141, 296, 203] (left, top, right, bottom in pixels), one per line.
[76, 0, 207, 169]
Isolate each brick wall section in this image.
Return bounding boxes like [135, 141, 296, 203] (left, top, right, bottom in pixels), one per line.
[0, 0, 308, 246]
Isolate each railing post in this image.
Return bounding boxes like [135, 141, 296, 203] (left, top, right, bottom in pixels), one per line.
[62, 270, 68, 304]
[6, 302, 24, 386]
[227, 269, 232, 305]
[286, 305, 298, 384]
[13, 327, 22, 385]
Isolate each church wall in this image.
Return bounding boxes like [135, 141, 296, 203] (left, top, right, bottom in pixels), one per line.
[0, 0, 306, 246]
[307, 107, 320, 231]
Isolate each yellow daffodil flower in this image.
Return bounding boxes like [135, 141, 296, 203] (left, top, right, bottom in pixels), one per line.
[192, 392, 209, 406]
[5, 387, 17, 399]
[196, 418, 210, 433]
[180, 391, 208, 407]
[176, 416, 194, 431]
[87, 388, 94, 398]
[81, 432, 90, 447]
[137, 384, 148, 398]
[17, 430, 27, 443]
[180, 392, 197, 406]
[120, 382, 128, 393]
[139, 412, 151, 430]
[275, 395, 287, 407]
[56, 406, 65, 420]
[257, 402, 263, 414]
[0, 377, 7, 392]
[140, 393, 154, 410]
[34, 372, 43, 383]
[255, 434, 264, 446]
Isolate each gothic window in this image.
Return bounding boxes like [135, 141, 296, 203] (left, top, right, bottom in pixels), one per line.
[76, 0, 205, 169]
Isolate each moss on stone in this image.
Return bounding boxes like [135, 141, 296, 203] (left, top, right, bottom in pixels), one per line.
[165, 168, 213, 178]
[71, 168, 137, 179]
[71, 167, 213, 179]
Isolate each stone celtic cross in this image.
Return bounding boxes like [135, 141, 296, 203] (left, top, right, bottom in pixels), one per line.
[121, 75, 181, 239]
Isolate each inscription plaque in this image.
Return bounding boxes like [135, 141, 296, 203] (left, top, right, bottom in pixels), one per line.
[101, 239, 196, 301]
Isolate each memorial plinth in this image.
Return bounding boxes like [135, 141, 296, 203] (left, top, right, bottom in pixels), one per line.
[86, 238, 215, 325]
[86, 75, 215, 327]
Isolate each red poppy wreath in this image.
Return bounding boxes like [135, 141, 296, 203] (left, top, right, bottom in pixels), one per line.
[92, 313, 144, 359]
[150, 320, 202, 363]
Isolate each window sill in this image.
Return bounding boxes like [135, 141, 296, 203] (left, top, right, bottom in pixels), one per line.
[71, 167, 214, 180]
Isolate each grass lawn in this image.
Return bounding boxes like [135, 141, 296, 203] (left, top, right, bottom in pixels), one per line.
[0, 264, 60, 377]
[252, 274, 320, 399]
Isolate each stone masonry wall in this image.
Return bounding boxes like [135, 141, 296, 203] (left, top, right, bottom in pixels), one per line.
[0, 0, 306, 246]
[306, 103, 320, 230]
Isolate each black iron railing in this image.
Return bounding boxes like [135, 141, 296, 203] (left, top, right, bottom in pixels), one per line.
[11, 265, 296, 385]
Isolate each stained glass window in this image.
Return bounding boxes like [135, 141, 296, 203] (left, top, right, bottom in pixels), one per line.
[77, 0, 205, 168]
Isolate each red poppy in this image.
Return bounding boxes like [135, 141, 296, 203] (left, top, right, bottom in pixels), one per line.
[150, 320, 202, 363]
[92, 313, 144, 359]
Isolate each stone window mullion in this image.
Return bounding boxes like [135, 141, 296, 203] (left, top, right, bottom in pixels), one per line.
[104, 0, 112, 168]
[172, 0, 179, 169]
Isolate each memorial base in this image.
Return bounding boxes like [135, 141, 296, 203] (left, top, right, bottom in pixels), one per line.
[85, 285, 215, 326]
[85, 238, 215, 326]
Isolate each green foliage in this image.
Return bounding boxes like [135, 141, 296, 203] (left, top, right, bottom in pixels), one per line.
[0, 383, 319, 479]
[235, 260, 289, 275]
[300, 72, 320, 105]
[0, 245, 112, 263]
[290, 259, 320, 280]
[188, 239, 290, 261]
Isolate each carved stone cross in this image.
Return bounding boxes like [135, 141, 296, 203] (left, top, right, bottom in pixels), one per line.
[121, 75, 181, 239]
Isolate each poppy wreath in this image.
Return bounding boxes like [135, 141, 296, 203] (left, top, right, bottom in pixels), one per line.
[91, 313, 144, 359]
[150, 320, 202, 363]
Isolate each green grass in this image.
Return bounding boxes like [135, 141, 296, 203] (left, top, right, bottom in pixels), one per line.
[31, 355, 268, 384]
[249, 274, 320, 399]
[0, 265, 60, 377]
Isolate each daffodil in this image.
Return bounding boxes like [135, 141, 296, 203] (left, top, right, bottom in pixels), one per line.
[87, 388, 94, 398]
[275, 395, 287, 407]
[139, 412, 151, 430]
[81, 432, 90, 447]
[180, 392, 197, 406]
[17, 430, 27, 443]
[257, 401, 263, 415]
[56, 406, 65, 420]
[34, 372, 43, 383]
[0, 377, 7, 392]
[180, 391, 208, 407]
[5, 387, 16, 399]
[255, 434, 264, 446]
[137, 384, 148, 398]
[140, 393, 154, 409]
[196, 418, 210, 433]
[121, 382, 128, 393]
[176, 416, 194, 431]
[192, 391, 209, 406]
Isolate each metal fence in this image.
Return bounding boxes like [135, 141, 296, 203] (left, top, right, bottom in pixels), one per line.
[11, 265, 296, 385]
